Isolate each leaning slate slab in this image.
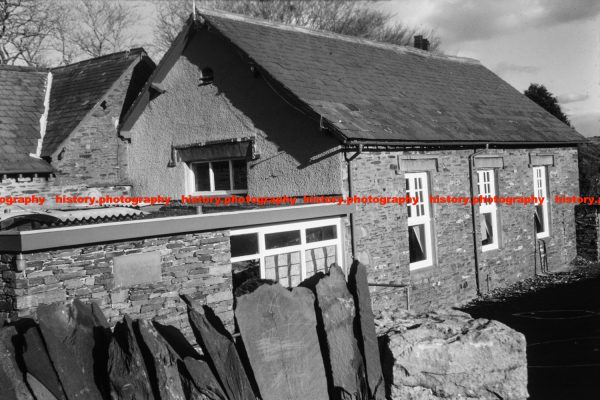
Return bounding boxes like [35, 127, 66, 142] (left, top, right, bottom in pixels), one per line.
[0, 326, 34, 400]
[316, 265, 367, 400]
[348, 261, 385, 400]
[188, 307, 255, 400]
[235, 283, 329, 400]
[26, 373, 59, 400]
[37, 301, 104, 400]
[137, 319, 186, 400]
[22, 325, 66, 400]
[181, 357, 228, 400]
[108, 315, 154, 400]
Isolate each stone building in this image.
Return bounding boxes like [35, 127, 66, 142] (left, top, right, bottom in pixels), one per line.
[0, 49, 155, 209]
[120, 9, 585, 313]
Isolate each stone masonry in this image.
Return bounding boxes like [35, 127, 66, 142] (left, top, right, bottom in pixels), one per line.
[0, 230, 233, 344]
[343, 147, 579, 316]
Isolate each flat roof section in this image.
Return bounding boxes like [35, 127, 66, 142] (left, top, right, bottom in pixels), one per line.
[0, 204, 354, 253]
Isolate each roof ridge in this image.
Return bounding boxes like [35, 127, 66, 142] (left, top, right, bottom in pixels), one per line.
[195, 7, 480, 65]
[0, 65, 48, 72]
[51, 47, 147, 71]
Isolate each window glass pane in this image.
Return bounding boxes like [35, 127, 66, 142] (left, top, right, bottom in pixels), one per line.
[231, 233, 259, 257]
[481, 212, 494, 246]
[193, 163, 210, 192]
[306, 225, 337, 243]
[265, 251, 301, 288]
[305, 245, 337, 277]
[535, 205, 545, 233]
[212, 161, 230, 190]
[265, 230, 301, 249]
[232, 259, 260, 292]
[232, 159, 248, 190]
[408, 224, 427, 263]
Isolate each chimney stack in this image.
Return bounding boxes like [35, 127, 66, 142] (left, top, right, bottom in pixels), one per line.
[414, 35, 430, 51]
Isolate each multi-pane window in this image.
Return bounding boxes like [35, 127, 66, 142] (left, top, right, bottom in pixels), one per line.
[230, 218, 343, 288]
[405, 172, 433, 269]
[477, 170, 499, 251]
[188, 159, 247, 194]
[533, 166, 550, 238]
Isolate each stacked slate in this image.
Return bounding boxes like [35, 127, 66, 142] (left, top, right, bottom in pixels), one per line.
[0, 262, 385, 400]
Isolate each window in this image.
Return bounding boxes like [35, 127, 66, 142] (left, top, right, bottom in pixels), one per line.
[533, 166, 550, 238]
[230, 218, 343, 288]
[405, 172, 433, 269]
[188, 159, 247, 194]
[477, 170, 499, 251]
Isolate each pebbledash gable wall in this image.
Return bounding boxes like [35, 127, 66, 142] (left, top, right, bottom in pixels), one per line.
[344, 146, 578, 314]
[0, 230, 233, 343]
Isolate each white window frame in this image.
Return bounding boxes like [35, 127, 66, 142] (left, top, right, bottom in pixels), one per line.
[533, 166, 550, 238]
[477, 169, 500, 252]
[186, 158, 247, 195]
[405, 172, 433, 270]
[230, 217, 343, 286]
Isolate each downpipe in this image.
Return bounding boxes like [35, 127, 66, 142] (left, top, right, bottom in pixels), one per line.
[468, 144, 490, 297]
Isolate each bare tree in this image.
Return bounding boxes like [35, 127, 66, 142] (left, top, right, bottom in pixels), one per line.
[0, 0, 58, 66]
[153, 0, 440, 55]
[65, 0, 140, 59]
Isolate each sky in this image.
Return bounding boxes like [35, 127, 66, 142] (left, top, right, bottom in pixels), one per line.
[131, 0, 599, 137]
[378, 0, 600, 137]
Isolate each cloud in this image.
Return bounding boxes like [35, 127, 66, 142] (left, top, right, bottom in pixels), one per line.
[494, 62, 539, 75]
[420, 0, 600, 43]
[558, 93, 590, 104]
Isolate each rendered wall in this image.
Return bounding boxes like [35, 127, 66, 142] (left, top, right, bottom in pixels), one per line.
[0, 230, 233, 343]
[344, 147, 579, 315]
[125, 27, 343, 198]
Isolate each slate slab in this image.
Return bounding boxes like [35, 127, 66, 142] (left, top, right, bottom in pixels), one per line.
[37, 301, 104, 400]
[316, 265, 367, 400]
[0, 326, 34, 400]
[348, 261, 385, 400]
[26, 373, 59, 400]
[22, 325, 66, 400]
[137, 319, 186, 400]
[181, 357, 228, 400]
[108, 315, 154, 400]
[188, 307, 255, 400]
[235, 283, 329, 400]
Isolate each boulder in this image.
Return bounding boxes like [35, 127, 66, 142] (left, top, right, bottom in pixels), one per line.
[188, 307, 255, 400]
[379, 309, 528, 400]
[22, 326, 66, 400]
[37, 301, 107, 399]
[235, 283, 329, 400]
[348, 262, 385, 400]
[108, 315, 154, 400]
[137, 319, 186, 400]
[181, 357, 228, 400]
[316, 265, 367, 400]
[0, 326, 33, 400]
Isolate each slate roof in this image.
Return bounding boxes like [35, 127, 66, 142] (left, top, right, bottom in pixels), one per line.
[0, 66, 53, 174]
[43, 48, 147, 157]
[198, 9, 584, 145]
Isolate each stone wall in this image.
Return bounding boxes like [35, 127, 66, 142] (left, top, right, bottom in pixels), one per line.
[575, 205, 600, 261]
[50, 59, 143, 187]
[0, 174, 130, 211]
[344, 147, 579, 315]
[0, 230, 233, 343]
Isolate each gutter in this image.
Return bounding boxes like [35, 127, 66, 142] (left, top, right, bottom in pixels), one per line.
[468, 144, 490, 297]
